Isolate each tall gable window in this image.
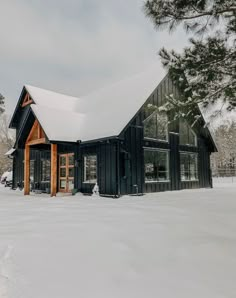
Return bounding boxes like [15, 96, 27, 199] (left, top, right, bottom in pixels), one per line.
[144, 111, 168, 141]
[179, 120, 197, 146]
[144, 149, 169, 182]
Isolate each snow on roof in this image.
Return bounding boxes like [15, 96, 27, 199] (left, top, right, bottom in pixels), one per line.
[27, 61, 166, 142]
[25, 85, 80, 112]
[75, 63, 166, 141]
[31, 105, 86, 142]
[5, 148, 16, 156]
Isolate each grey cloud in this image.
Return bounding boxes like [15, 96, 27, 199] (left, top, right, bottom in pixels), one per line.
[0, 0, 188, 114]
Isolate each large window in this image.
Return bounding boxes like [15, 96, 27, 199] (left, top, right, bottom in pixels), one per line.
[144, 150, 169, 182]
[83, 155, 97, 183]
[41, 159, 50, 182]
[144, 111, 168, 141]
[179, 120, 197, 146]
[180, 153, 198, 181]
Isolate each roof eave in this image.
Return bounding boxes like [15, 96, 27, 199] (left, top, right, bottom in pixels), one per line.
[9, 86, 27, 129]
[197, 106, 218, 152]
[76, 135, 119, 145]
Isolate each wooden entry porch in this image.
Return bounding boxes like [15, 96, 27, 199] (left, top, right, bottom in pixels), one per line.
[24, 119, 58, 196]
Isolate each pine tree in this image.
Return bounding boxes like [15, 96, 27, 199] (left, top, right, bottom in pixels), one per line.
[144, 0, 236, 121]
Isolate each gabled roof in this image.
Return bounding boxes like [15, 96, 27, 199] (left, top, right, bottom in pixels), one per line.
[25, 85, 79, 111]
[11, 61, 166, 142]
[9, 84, 80, 128]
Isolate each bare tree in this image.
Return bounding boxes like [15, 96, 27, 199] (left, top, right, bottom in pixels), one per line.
[0, 114, 15, 148]
[0, 114, 15, 175]
[211, 122, 236, 177]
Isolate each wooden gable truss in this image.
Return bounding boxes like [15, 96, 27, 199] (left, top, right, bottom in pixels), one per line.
[21, 93, 33, 108]
[26, 119, 46, 146]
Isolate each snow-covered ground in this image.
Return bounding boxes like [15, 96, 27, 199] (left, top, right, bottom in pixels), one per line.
[0, 181, 236, 298]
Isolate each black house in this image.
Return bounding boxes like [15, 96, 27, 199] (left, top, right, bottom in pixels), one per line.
[9, 63, 217, 197]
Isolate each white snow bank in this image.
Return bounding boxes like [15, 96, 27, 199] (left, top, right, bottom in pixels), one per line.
[0, 183, 236, 298]
[0, 171, 12, 183]
[0, 172, 9, 182]
[5, 171, 12, 182]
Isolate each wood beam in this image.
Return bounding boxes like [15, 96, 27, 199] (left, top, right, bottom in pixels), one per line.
[50, 144, 57, 197]
[22, 99, 33, 107]
[39, 125, 45, 139]
[26, 120, 38, 144]
[37, 123, 41, 138]
[27, 138, 46, 146]
[24, 145, 30, 195]
[22, 93, 33, 107]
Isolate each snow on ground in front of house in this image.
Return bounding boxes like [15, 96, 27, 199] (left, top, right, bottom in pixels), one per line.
[0, 181, 236, 298]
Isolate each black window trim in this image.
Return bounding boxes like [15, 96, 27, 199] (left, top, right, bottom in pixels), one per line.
[143, 110, 169, 142]
[83, 154, 97, 184]
[179, 120, 198, 147]
[144, 148, 170, 183]
[179, 151, 199, 182]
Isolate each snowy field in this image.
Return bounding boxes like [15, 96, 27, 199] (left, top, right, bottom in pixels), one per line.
[0, 181, 236, 298]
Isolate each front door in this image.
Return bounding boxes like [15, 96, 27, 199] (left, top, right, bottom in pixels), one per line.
[59, 153, 75, 192]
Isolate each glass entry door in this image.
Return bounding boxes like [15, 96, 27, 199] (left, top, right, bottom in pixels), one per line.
[59, 153, 74, 192]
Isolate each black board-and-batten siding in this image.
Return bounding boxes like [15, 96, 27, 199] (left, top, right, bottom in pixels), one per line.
[12, 74, 213, 196]
[12, 132, 212, 196]
[117, 75, 212, 195]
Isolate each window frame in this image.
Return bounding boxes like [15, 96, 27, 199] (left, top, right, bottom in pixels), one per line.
[83, 154, 97, 184]
[144, 148, 170, 183]
[41, 159, 51, 182]
[30, 160, 35, 183]
[179, 120, 197, 147]
[180, 151, 199, 182]
[143, 111, 169, 142]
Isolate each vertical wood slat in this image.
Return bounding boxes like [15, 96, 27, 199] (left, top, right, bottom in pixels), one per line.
[51, 144, 57, 197]
[24, 145, 30, 195]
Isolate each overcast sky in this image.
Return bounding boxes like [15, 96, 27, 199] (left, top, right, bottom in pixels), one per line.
[0, 0, 189, 114]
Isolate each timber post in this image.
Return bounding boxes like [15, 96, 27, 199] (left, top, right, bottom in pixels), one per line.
[24, 119, 47, 196]
[24, 144, 30, 195]
[50, 143, 57, 196]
